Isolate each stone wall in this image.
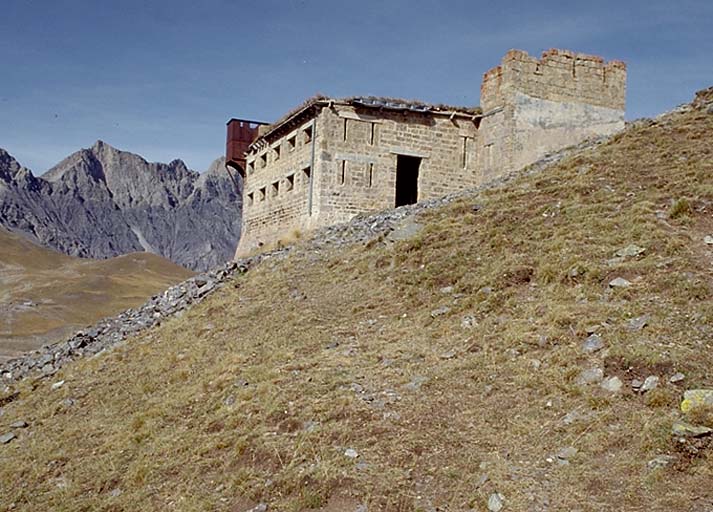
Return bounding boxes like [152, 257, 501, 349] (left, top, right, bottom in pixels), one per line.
[314, 106, 479, 226]
[236, 104, 480, 255]
[236, 119, 316, 255]
[480, 48, 626, 176]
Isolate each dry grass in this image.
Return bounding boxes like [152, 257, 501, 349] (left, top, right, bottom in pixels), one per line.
[1, 104, 712, 511]
[0, 229, 194, 361]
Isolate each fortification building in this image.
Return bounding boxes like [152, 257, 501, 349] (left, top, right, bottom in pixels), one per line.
[226, 48, 626, 256]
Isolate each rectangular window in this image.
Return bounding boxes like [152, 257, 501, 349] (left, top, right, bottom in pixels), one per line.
[302, 166, 311, 181]
[369, 122, 376, 145]
[368, 163, 374, 187]
[274, 144, 281, 161]
[258, 187, 266, 201]
[343, 118, 348, 141]
[303, 125, 313, 144]
[461, 136, 468, 168]
[270, 182, 279, 198]
[287, 135, 296, 150]
[339, 160, 346, 185]
[285, 174, 294, 191]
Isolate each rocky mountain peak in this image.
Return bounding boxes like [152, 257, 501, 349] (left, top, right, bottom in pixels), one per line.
[0, 148, 26, 183]
[0, 145, 243, 271]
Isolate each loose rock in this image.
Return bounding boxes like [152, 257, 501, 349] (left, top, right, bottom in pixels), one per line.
[641, 376, 660, 393]
[9, 421, 27, 429]
[344, 448, 359, 459]
[627, 316, 649, 331]
[615, 244, 645, 258]
[461, 315, 477, 329]
[671, 420, 713, 438]
[577, 368, 604, 385]
[681, 389, 713, 413]
[0, 432, 16, 444]
[488, 492, 505, 512]
[430, 306, 451, 318]
[582, 334, 605, 353]
[669, 372, 685, 384]
[405, 376, 429, 391]
[647, 454, 677, 469]
[557, 446, 578, 461]
[601, 376, 623, 393]
[609, 277, 632, 288]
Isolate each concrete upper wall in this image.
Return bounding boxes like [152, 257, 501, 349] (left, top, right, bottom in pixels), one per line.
[479, 48, 626, 176]
[481, 49, 626, 112]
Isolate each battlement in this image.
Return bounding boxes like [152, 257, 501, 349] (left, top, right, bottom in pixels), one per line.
[481, 48, 626, 112]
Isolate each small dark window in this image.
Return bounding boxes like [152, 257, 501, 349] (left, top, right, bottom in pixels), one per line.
[287, 135, 296, 150]
[247, 192, 254, 206]
[303, 125, 313, 144]
[343, 119, 348, 141]
[339, 160, 346, 185]
[285, 174, 294, 191]
[461, 136, 468, 168]
[369, 122, 376, 145]
[270, 182, 278, 197]
[303, 166, 311, 181]
[259, 187, 266, 201]
[259, 153, 267, 168]
[274, 144, 281, 161]
[368, 163, 374, 187]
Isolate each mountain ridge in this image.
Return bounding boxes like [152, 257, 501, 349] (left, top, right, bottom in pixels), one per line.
[0, 142, 242, 271]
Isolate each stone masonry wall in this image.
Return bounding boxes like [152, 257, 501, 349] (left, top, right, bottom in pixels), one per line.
[237, 105, 480, 254]
[236, 119, 317, 255]
[480, 48, 626, 176]
[313, 106, 479, 227]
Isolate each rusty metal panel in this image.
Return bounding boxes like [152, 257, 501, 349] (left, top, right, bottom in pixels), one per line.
[225, 118, 267, 175]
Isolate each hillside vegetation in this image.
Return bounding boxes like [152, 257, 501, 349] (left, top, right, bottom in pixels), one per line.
[1, 92, 712, 511]
[0, 228, 194, 362]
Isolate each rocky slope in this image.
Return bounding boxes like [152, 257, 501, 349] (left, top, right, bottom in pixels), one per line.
[0, 142, 241, 271]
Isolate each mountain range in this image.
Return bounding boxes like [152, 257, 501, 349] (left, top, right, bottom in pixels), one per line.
[0, 141, 242, 271]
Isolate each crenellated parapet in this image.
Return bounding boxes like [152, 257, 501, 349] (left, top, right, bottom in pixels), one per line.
[481, 48, 626, 112]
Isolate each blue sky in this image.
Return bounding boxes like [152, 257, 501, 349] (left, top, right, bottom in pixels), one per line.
[1, 0, 711, 173]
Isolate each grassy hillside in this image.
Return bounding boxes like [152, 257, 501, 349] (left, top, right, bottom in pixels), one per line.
[1, 95, 712, 511]
[0, 228, 194, 362]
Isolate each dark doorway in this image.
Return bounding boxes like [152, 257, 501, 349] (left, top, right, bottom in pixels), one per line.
[395, 155, 420, 207]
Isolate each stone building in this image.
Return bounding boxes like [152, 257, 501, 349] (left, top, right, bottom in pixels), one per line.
[226, 48, 627, 256]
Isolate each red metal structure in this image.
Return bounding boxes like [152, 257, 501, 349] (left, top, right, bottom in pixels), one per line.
[226, 118, 266, 176]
